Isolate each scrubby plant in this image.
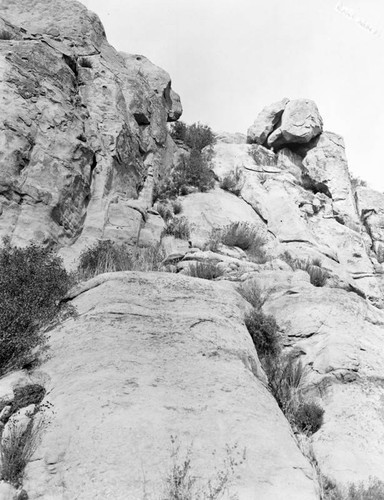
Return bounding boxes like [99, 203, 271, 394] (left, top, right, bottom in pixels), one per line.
[170, 122, 216, 151]
[281, 252, 328, 287]
[220, 168, 243, 195]
[77, 240, 133, 279]
[0, 409, 48, 486]
[0, 31, 13, 40]
[161, 437, 244, 500]
[163, 217, 190, 240]
[245, 309, 280, 358]
[346, 479, 384, 500]
[293, 401, 324, 435]
[238, 281, 264, 310]
[0, 240, 73, 374]
[78, 57, 92, 68]
[263, 354, 324, 436]
[77, 241, 165, 280]
[220, 222, 264, 252]
[350, 174, 367, 190]
[188, 261, 223, 280]
[156, 202, 173, 222]
[172, 200, 182, 215]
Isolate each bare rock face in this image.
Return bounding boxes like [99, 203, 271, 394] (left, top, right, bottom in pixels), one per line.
[0, 0, 181, 261]
[267, 99, 323, 148]
[22, 272, 318, 500]
[247, 97, 289, 145]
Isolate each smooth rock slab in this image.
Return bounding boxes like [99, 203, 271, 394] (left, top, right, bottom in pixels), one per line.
[24, 272, 318, 500]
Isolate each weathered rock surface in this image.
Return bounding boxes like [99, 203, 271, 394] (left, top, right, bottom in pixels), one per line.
[267, 99, 323, 148]
[0, 0, 181, 265]
[247, 97, 289, 145]
[22, 272, 318, 500]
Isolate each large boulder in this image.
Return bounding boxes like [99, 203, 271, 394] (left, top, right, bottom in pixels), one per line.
[23, 272, 318, 500]
[267, 99, 323, 148]
[247, 97, 289, 145]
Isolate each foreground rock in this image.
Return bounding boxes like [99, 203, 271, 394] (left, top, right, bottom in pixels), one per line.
[23, 272, 318, 500]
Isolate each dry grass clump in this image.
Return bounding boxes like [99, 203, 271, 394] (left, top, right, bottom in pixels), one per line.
[0, 411, 48, 487]
[77, 241, 165, 280]
[281, 252, 328, 287]
[220, 168, 243, 195]
[163, 217, 190, 240]
[188, 261, 223, 280]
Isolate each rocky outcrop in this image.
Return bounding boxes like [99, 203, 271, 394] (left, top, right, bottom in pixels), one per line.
[247, 98, 289, 145]
[0, 0, 181, 266]
[19, 272, 317, 500]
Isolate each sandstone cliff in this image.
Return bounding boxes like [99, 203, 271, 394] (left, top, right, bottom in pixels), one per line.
[0, 2, 384, 500]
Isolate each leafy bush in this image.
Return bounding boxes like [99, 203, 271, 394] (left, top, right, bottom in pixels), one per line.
[220, 168, 243, 195]
[0, 241, 73, 373]
[281, 252, 328, 287]
[77, 241, 165, 280]
[245, 309, 280, 358]
[188, 261, 223, 280]
[163, 217, 190, 240]
[170, 122, 216, 151]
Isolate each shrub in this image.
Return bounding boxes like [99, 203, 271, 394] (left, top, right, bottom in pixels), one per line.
[220, 222, 261, 251]
[245, 309, 280, 358]
[293, 401, 324, 436]
[172, 200, 182, 215]
[161, 438, 244, 500]
[0, 241, 73, 373]
[281, 252, 328, 287]
[163, 217, 190, 240]
[346, 479, 384, 500]
[0, 31, 13, 40]
[220, 168, 243, 195]
[169, 121, 187, 143]
[78, 241, 165, 279]
[0, 410, 48, 486]
[156, 202, 173, 222]
[238, 281, 264, 310]
[350, 174, 367, 190]
[78, 57, 92, 68]
[188, 261, 223, 280]
[77, 240, 133, 279]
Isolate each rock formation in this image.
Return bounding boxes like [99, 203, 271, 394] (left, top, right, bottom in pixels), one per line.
[0, 1, 384, 499]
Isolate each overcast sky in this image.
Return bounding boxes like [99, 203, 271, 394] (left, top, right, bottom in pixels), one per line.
[80, 0, 384, 190]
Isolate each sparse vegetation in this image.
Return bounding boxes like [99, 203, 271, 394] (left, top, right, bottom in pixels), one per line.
[0, 240, 73, 374]
[77, 240, 165, 280]
[0, 408, 48, 487]
[157, 123, 216, 200]
[238, 281, 264, 310]
[0, 31, 13, 41]
[161, 437, 244, 500]
[245, 309, 280, 358]
[281, 252, 328, 287]
[263, 354, 324, 436]
[350, 174, 367, 190]
[172, 200, 183, 215]
[78, 57, 92, 68]
[319, 476, 384, 500]
[220, 168, 243, 195]
[188, 261, 223, 280]
[162, 217, 190, 240]
[219, 222, 259, 250]
[156, 202, 173, 222]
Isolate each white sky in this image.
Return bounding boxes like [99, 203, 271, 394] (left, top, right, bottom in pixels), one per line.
[80, 0, 384, 190]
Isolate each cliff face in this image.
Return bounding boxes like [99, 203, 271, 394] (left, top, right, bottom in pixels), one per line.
[0, 0, 181, 264]
[1, 2, 384, 500]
